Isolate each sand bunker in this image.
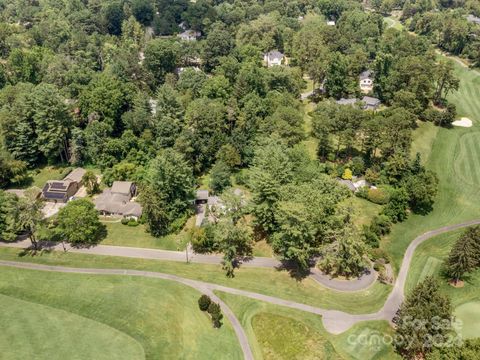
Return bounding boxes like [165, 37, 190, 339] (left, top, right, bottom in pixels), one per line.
[452, 117, 473, 127]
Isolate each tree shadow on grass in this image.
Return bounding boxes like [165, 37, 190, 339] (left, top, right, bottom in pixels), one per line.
[274, 259, 313, 281]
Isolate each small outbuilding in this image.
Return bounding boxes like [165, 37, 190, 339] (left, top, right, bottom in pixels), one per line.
[195, 189, 209, 204]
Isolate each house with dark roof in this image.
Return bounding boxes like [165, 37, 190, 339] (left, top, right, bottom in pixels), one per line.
[336, 96, 381, 110]
[94, 181, 142, 219]
[41, 168, 86, 203]
[263, 50, 285, 67]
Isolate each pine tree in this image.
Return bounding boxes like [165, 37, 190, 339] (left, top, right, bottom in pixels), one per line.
[393, 277, 453, 359]
[445, 226, 480, 283]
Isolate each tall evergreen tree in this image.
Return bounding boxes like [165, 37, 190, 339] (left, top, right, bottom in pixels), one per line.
[445, 226, 480, 283]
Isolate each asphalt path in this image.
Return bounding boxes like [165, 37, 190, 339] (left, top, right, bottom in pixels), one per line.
[2, 219, 480, 359]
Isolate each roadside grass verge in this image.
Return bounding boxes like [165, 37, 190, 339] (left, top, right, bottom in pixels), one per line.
[0, 247, 390, 314]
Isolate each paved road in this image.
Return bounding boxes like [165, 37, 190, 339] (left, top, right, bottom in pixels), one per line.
[2, 218, 479, 359]
[0, 240, 377, 291]
[0, 260, 255, 360]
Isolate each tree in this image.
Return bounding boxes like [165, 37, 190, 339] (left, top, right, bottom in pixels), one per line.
[198, 294, 211, 311]
[210, 161, 231, 194]
[207, 301, 223, 328]
[132, 0, 154, 26]
[404, 170, 438, 214]
[213, 219, 253, 277]
[393, 277, 453, 359]
[31, 84, 71, 163]
[433, 59, 459, 104]
[0, 190, 19, 241]
[382, 187, 409, 223]
[55, 199, 105, 248]
[142, 150, 195, 235]
[203, 23, 234, 72]
[445, 226, 480, 284]
[144, 39, 179, 87]
[103, 2, 125, 35]
[427, 338, 480, 359]
[318, 218, 370, 278]
[17, 191, 44, 249]
[82, 171, 99, 195]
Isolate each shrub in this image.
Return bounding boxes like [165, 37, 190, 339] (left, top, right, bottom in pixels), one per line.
[355, 186, 369, 199]
[342, 168, 353, 180]
[127, 219, 139, 226]
[211, 310, 223, 328]
[362, 224, 380, 248]
[370, 248, 391, 263]
[168, 212, 190, 233]
[351, 156, 365, 176]
[367, 188, 389, 204]
[121, 218, 129, 225]
[365, 168, 380, 184]
[370, 215, 392, 236]
[207, 302, 221, 315]
[198, 294, 211, 311]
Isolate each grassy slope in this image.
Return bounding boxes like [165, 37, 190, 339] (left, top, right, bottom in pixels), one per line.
[0, 266, 242, 360]
[383, 58, 480, 272]
[405, 229, 480, 339]
[101, 216, 196, 250]
[0, 293, 144, 360]
[216, 292, 400, 360]
[0, 247, 390, 314]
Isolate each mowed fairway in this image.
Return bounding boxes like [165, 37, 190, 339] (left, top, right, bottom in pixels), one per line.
[405, 230, 480, 339]
[0, 294, 144, 360]
[0, 267, 242, 360]
[384, 57, 480, 272]
[216, 292, 400, 360]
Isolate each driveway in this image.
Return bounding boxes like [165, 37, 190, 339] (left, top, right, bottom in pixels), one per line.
[41, 202, 66, 218]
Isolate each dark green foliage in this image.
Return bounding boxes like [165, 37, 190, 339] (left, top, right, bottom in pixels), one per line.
[198, 294, 211, 311]
[54, 199, 106, 247]
[82, 170, 99, 195]
[144, 39, 179, 87]
[207, 302, 223, 328]
[132, 0, 154, 26]
[445, 226, 480, 283]
[210, 161, 231, 194]
[103, 2, 125, 35]
[427, 338, 480, 360]
[382, 187, 409, 223]
[393, 277, 453, 359]
[0, 190, 19, 241]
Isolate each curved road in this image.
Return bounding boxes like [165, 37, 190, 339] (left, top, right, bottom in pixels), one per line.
[0, 239, 377, 291]
[1, 219, 480, 359]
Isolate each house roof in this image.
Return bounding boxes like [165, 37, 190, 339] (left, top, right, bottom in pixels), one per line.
[359, 70, 373, 80]
[178, 30, 201, 39]
[94, 188, 142, 217]
[42, 180, 76, 200]
[361, 96, 381, 107]
[111, 181, 133, 195]
[337, 179, 356, 192]
[196, 189, 209, 201]
[264, 50, 284, 61]
[467, 14, 480, 24]
[64, 168, 86, 183]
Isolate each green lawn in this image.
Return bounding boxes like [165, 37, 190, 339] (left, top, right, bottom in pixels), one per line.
[0, 293, 144, 360]
[16, 166, 72, 189]
[383, 56, 480, 272]
[405, 229, 480, 340]
[341, 196, 382, 228]
[101, 217, 196, 250]
[0, 247, 390, 314]
[0, 266, 242, 360]
[216, 292, 400, 360]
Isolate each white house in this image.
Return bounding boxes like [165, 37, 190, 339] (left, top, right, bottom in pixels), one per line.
[327, 20, 336, 26]
[178, 30, 201, 41]
[263, 50, 285, 67]
[359, 70, 374, 93]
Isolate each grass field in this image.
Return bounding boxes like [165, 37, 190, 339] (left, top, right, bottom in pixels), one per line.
[383, 56, 480, 272]
[216, 292, 400, 360]
[102, 222, 184, 250]
[0, 247, 390, 314]
[0, 266, 242, 359]
[405, 229, 480, 340]
[0, 293, 144, 360]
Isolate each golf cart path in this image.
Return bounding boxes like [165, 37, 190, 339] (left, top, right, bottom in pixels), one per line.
[1, 219, 480, 336]
[0, 239, 377, 292]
